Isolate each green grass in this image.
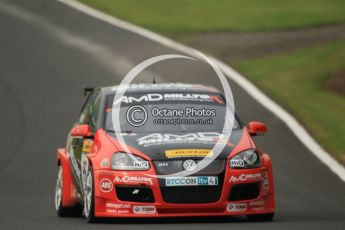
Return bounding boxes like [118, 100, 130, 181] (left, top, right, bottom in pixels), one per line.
[79, 0, 345, 164]
[79, 0, 345, 33]
[235, 40, 345, 164]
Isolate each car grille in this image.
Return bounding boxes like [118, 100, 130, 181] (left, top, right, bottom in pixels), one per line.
[115, 185, 155, 203]
[228, 182, 261, 201]
[154, 159, 226, 175]
[154, 159, 226, 204]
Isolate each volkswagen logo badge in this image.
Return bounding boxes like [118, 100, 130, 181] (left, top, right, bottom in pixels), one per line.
[183, 159, 197, 171]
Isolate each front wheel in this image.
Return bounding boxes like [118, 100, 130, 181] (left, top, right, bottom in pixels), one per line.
[247, 212, 274, 222]
[55, 165, 82, 217]
[84, 167, 97, 223]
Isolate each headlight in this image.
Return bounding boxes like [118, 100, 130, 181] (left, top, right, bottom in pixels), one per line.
[229, 149, 260, 168]
[111, 152, 150, 170]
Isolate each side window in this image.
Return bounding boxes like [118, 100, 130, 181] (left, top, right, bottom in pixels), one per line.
[89, 93, 101, 129]
[79, 93, 95, 125]
[79, 91, 101, 131]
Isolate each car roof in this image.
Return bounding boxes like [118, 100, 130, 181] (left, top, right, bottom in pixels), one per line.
[99, 83, 222, 96]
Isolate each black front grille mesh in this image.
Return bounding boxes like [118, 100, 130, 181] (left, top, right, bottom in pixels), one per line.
[115, 185, 155, 203]
[158, 171, 225, 204]
[154, 159, 225, 175]
[228, 182, 260, 201]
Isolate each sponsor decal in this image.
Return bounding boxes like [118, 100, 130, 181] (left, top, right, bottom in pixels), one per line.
[138, 132, 221, 147]
[227, 203, 247, 212]
[133, 161, 149, 169]
[133, 206, 156, 214]
[251, 207, 265, 211]
[165, 149, 213, 158]
[113, 93, 217, 105]
[111, 83, 200, 92]
[165, 176, 218, 186]
[229, 174, 246, 183]
[230, 159, 244, 168]
[210, 95, 224, 104]
[82, 139, 93, 153]
[246, 173, 262, 179]
[114, 176, 153, 185]
[229, 173, 261, 183]
[263, 172, 270, 189]
[157, 162, 169, 167]
[99, 178, 113, 193]
[106, 203, 131, 209]
[249, 200, 265, 207]
[106, 209, 130, 214]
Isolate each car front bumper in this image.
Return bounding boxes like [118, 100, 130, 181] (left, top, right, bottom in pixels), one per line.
[93, 166, 275, 218]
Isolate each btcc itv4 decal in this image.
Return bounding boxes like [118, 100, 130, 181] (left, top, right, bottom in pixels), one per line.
[165, 176, 218, 186]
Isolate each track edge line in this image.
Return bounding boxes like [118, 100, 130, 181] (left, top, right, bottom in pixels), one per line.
[57, 0, 345, 182]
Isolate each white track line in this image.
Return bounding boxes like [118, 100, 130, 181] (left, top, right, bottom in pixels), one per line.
[57, 0, 345, 182]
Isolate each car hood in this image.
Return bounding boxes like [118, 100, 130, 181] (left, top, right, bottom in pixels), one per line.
[107, 129, 244, 160]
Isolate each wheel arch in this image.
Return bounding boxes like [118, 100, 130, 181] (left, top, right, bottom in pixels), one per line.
[56, 148, 79, 207]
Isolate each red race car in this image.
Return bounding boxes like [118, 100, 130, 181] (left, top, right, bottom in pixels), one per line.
[55, 83, 275, 222]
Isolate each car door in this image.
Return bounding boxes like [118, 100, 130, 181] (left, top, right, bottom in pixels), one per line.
[66, 91, 101, 193]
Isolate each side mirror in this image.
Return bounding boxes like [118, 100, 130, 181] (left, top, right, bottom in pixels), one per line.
[247, 121, 268, 136]
[70, 124, 92, 137]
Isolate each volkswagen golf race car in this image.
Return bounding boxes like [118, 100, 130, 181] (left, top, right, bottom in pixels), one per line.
[55, 83, 275, 223]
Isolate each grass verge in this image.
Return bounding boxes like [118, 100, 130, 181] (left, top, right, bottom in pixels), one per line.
[78, 0, 345, 163]
[235, 40, 345, 164]
[79, 0, 345, 33]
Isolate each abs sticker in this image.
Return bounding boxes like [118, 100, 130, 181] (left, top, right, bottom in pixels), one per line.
[133, 206, 156, 214]
[165, 149, 213, 158]
[227, 203, 247, 212]
[100, 178, 113, 193]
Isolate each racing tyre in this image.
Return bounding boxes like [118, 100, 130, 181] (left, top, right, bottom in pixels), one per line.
[84, 167, 97, 223]
[55, 166, 82, 217]
[247, 213, 274, 222]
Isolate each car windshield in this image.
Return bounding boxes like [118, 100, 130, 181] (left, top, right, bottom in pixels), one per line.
[104, 92, 240, 133]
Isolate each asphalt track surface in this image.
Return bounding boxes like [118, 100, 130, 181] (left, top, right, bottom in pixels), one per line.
[0, 0, 344, 229]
